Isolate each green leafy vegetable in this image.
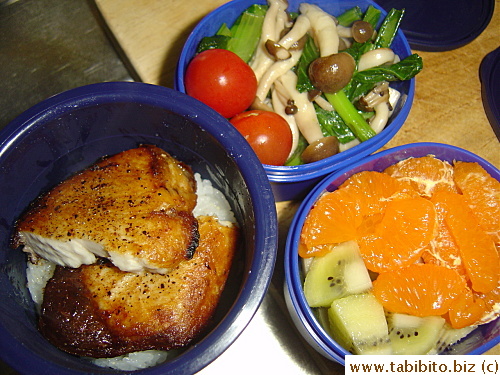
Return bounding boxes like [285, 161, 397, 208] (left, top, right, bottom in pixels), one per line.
[315, 104, 356, 144]
[346, 54, 423, 100]
[295, 35, 319, 93]
[285, 135, 308, 166]
[197, 4, 268, 62]
[354, 54, 423, 83]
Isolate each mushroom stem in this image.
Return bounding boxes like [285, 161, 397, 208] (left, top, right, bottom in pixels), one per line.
[250, 0, 289, 81]
[277, 71, 324, 144]
[339, 138, 360, 152]
[370, 102, 390, 134]
[256, 50, 302, 101]
[300, 3, 339, 57]
[265, 40, 292, 60]
[367, 86, 401, 135]
[278, 14, 311, 49]
[271, 87, 300, 158]
[250, 97, 274, 112]
[336, 24, 352, 39]
[356, 81, 390, 112]
[313, 95, 334, 111]
[357, 48, 396, 71]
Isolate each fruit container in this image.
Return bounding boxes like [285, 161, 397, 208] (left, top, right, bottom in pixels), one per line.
[284, 142, 500, 364]
[0, 82, 278, 374]
[175, 0, 416, 202]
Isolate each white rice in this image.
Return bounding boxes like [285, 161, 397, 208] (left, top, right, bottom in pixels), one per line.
[26, 259, 55, 311]
[91, 350, 171, 371]
[193, 173, 236, 225]
[26, 173, 235, 371]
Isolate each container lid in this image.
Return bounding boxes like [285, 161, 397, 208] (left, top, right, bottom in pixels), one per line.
[480, 47, 500, 141]
[376, 0, 494, 52]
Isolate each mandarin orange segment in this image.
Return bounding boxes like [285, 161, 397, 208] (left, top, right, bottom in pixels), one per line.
[372, 263, 467, 317]
[430, 191, 499, 294]
[475, 274, 500, 325]
[358, 196, 436, 273]
[448, 288, 487, 329]
[384, 156, 458, 197]
[300, 189, 359, 257]
[453, 161, 500, 244]
[421, 196, 467, 276]
[300, 172, 420, 258]
[339, 170, 418, 216]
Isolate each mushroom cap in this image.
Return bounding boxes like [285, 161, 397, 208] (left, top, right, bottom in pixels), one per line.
[352, 20, 374, 43]
[308, 53, 355, 94]
[301, 136, 340, 163]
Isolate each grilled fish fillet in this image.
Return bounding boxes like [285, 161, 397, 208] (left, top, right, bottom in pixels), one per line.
[38, 216, 238, 358]
[12, 145, 199, 274]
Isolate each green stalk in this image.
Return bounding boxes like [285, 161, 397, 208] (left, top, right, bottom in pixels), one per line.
[226, 4, 267, 62]
[362, 5, 382, 29]
[324, 91, 376, 142]
[374, 8, 405, 49]
[196, 4, 267, 62]
[336, 6, 363, 26]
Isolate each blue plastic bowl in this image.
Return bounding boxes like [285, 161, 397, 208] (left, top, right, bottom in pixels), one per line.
[284, 142, 500, 364]
[0, 82, 278, 374]
[175, 0, 415, 201]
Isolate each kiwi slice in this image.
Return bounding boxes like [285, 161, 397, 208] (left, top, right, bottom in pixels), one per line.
[387, 313, 446, 355]
[434, 322, 477, 354]
[328, 292, 392, 354]
[303, 241, 372, 307]
[315, 307, 334, 337]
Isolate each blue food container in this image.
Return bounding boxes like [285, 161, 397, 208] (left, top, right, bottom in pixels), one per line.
[175, 0, 416, 201]
[284, 142, 500, 365]
[0, 82, 278, 374]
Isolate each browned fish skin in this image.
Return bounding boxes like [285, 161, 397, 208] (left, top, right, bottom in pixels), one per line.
[38, 216, 239, 358]
[13, 145, 199, 273]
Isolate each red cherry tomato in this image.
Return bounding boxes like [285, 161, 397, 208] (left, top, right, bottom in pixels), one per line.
[230, 110, 293, 166]
[185, 49, 257, 118]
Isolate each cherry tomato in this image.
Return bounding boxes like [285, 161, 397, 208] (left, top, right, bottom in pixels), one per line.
[230, 110, 293, 166]
[185, 49, 257, 118]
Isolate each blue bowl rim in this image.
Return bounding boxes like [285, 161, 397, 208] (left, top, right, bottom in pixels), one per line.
[284, 142, 500, 364]
[175, 0, 416, 183]
[0, 81, 278, 374]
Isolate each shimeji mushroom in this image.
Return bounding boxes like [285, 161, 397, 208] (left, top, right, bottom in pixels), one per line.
[277, 70, 323, 144]
[271, 85, 300, 158]
[249, 0, 289, 81]
[356, 81, 390, 112]
[351, 20, 374, 43]
[355, 82, 402, 135]
[301, 136, 340, 163]
[256, 50, 302, 102]
[255, 13, 311, 101]
[277, 14, 311, 50]
[357, 47, 396, 71]
[302, 3, 376, 142]
[308, 53, 356, 94]
[300, 3, 339, 56]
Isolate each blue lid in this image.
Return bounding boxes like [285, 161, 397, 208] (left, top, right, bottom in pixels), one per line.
[376, 0, 494, 51]
[480, 47, 500, 141]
